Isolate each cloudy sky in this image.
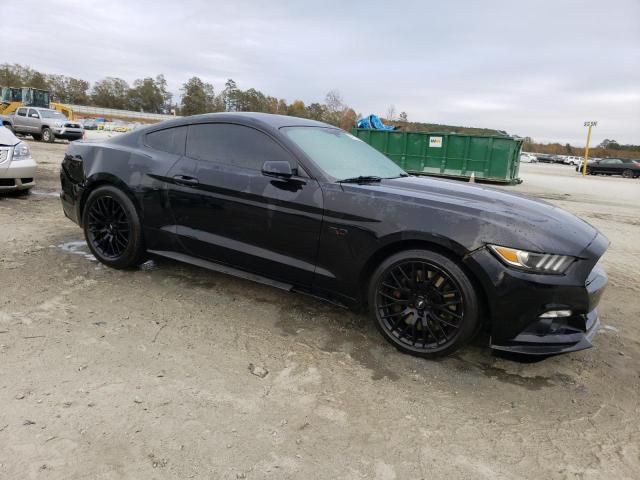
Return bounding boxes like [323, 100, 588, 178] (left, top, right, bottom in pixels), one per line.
[3, 0, 639, 144]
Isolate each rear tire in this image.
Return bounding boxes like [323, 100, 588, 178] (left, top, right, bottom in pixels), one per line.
[82, 185, 146, 269]
[368, 249, 480, 358]
[42, 128, 55, 143]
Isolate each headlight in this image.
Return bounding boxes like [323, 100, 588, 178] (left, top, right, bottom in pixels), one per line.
[12, 141, 31, 161]
[54, 121, 63, 127]
[489, 245, 575, 274]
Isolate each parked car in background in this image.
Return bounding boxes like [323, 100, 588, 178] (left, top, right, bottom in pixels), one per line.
[536, 154, 555, 163]
[60, 112, 609, 358]
[564, 156, 583, 166]
[0, 125, 36, 192]
[8, 107, 84, 142]
[519, 153, 537, 163]
[576, 159, 596, 172]
[581, 158, 640, 178]
[81, 118, 98, 130]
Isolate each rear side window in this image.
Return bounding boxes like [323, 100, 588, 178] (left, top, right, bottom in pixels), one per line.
[17, 108, 27, 117]
[186, 123, 292, 170]
[145, 126, 187, 155]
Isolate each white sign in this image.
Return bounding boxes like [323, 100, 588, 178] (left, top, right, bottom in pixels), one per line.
[429, 136, 443, 148]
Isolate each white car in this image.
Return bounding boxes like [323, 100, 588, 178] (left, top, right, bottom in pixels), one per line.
[0, 126, 37, 192]
[519, 153, 538, 163]
[564, 156, 583, 166]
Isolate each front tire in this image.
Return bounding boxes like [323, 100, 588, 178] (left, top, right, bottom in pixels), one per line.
[622, 169, 633, 178]
[82, 185, 146, 269]
[368, 249, 480, 358]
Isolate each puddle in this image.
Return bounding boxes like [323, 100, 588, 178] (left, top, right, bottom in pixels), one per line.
[54, 243, 158, 271]
[55, 241, 97, 262]
[139, 259, 157, 271]
[275, 301, 400, 381]
[452, 356, 575, 391]
[31, 190, 60, 198]
[320, 327, 401, 382]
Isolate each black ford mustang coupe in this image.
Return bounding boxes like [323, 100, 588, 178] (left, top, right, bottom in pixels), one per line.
[60, 113, 609, 357]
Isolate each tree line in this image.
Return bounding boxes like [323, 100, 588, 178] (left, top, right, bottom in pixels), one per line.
[2, 63, 637, 154]
[522, 137, 640, 160]
[0, 63, 357, 130]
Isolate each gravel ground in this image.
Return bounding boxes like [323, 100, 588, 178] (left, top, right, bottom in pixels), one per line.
[0, 140, 639, 479]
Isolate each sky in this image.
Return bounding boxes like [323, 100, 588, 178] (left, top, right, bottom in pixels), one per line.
[2, 0, 639, 145]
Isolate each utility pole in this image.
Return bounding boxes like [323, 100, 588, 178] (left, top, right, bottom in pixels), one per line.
[582, 121, 597, 176]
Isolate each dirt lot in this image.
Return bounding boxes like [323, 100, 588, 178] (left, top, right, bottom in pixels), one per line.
[1, 140, 639, 479]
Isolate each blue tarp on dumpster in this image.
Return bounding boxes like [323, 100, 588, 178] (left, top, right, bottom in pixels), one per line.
[356, 114, 395, 130]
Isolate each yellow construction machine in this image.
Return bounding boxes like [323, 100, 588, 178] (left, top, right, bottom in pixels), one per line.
[1, 86, 74, 118]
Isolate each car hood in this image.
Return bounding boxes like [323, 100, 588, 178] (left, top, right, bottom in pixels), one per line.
[0, 126, 19, 147]
[355, 176, 602, 256]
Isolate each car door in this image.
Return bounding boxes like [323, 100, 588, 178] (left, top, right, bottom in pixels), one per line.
[608, 159, 624, 175]
[13, 108, 28, 132]
[591, 160, 606, 174]
[166, 122, 324, 287]
[26, 108, 41, 133]
[598, 159, 616, 174]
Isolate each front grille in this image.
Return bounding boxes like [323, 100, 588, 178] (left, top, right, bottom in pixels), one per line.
[0, 147, 9, 164]
[0, 179, 15, 186]
[65, 123, 81, 129]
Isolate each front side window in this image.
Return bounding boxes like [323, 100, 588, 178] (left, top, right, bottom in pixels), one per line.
[283, 127, 406, 181]
[27, 108, 39, 118]
[186, 123, 292, 170]
[146, 126, 187, 155]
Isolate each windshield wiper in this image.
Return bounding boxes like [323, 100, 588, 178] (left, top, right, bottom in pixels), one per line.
[337, 175, 383, 184]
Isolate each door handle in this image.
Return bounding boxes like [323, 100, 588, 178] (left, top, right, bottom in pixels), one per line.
[172, 175, 199, 186]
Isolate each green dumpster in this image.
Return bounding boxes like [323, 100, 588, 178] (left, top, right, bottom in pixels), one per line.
[352, 129, 523, 184]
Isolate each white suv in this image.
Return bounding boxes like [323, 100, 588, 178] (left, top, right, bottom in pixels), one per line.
[564, 156, 583, 166]
[0, 125, 36, 192]
[519, 153, 538, 163]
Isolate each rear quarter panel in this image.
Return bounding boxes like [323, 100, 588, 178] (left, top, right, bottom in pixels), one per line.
[64, 138, 177, 231]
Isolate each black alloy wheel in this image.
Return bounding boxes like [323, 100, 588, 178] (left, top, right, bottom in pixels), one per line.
[82, 185, 146, 268]
[87, 195, 130, 258]
[622, 169, 633, 179]
[369, 249, 479, 357]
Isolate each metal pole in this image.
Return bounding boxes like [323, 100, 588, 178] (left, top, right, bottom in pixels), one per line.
[582, 125, 592, 176]
[582, 121, 596, 176]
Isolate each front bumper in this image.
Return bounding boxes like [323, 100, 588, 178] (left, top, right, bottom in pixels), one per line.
[0, 156, 37, 191]
[464, 235, 609, 356]
[490, 307, 601, 355]
[53, 128, 84, 141]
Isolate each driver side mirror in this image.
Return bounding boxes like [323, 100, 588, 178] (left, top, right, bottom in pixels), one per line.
[30, 113, 39, 118]
[262, 161, 293, 179]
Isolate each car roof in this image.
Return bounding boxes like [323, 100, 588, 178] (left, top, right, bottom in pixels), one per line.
[150, 112, 333, 131]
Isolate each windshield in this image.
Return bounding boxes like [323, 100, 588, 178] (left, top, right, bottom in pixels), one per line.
[40, 110, 67, 119]
[283, 127, 406, 181]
